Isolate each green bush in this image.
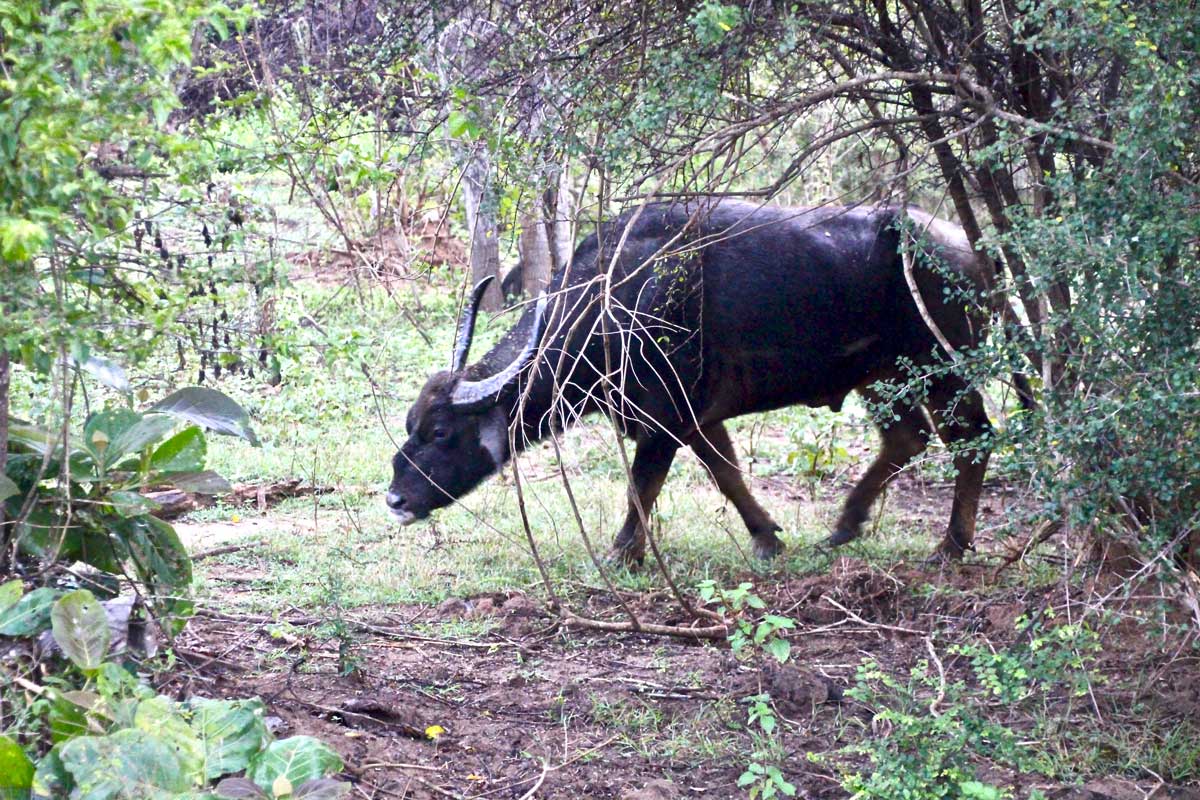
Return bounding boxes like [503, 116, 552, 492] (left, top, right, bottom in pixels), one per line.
[1, 584, 348, 800]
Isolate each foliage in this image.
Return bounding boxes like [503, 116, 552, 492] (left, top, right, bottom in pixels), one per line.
[738, 694, 797, 799]
[887, 0, 1200, 573]
[0, 0, 253, 376]
[0, 0, 279, 590]
[0, 588, 346, 800]
[697, 581, 795, 664]
[698, 582, 798, 798]
[5, 386, 256, 628]
[833, 614, 1099, 800]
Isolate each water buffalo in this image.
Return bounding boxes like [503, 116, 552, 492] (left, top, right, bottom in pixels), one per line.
[387, 200, 1001, 562]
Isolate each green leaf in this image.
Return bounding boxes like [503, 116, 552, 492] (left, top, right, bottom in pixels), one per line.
[83, 409, 141, 468]
[49, 691, 104, 743]
[169, 470, 231, 495]
[0, 587, 63, 636]
[109, 416, 178, 467]
[294, 779, 351, 799]
[83, 410, 175, 471]
[108, 491, 161, 518]
[14, 506, 86, 565]
[0, 580, 22, 615]
[150, 427, 207, 474]
[133, 697, 205, 785]
[114, 516, 193, 632]
[246, 737, 343, 791]
[31, 743, 72, 799]
[51, 590, 111, 672]
[0, 216, 49, 261]
[213, 778, 267, 798]
[149, 388, 259, 446]
[6, 421, 60, 457]
[0, 473, 19, 503]
[764, 637, 791, 664]
[59, 729, 190, 800]
[447, 110, 478, 139]
[189, 698, 270, 781]
[960, 781, 1004, 800]
[0, 734, 35, 797]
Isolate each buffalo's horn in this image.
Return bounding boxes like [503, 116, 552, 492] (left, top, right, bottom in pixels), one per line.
[451, 275, 496, 372]
[450, 293, 548, 411]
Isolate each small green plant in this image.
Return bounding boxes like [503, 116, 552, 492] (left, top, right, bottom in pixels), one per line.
[954, 610, 1101, 704]
[698, 581, 798, 798]
[697, 581, 795, 663]
[837, 656, 1016, 800]
[785, 414, 850, 484]
[738, 694, 797, 798]
[737, 759, 797, 800]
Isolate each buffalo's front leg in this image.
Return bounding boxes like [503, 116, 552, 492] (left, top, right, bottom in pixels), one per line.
[691, 422, 785, 559]
[610, 435, 679, 565]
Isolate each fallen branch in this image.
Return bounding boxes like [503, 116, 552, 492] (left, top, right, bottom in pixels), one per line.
[563, 613, 727, 640]
[224, 478, 331, 511]
[192, 540, 266, 562]
[360, 762, 441, 773]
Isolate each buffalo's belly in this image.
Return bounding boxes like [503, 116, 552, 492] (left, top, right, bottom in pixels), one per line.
[702, 336, 903, 420]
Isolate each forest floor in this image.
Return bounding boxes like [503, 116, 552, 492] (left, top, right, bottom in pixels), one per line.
[154, 229, 1200, 799]
[169, 474, 1200, 800]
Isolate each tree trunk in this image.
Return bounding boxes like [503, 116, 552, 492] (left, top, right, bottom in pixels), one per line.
[516, 168, 575, 297]
[518, 206, 552, 297]
[461, 151, 502, 311]
[550, 166, 575, 273]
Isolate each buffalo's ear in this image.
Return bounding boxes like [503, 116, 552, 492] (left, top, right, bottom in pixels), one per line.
[479, 406, 508, 468]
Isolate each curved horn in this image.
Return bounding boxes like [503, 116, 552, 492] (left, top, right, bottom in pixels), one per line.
[450, 293, 548, 411]
[451, 276, 496, 372]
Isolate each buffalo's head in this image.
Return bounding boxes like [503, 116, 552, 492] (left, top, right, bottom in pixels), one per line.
[386, 278, 546, 524]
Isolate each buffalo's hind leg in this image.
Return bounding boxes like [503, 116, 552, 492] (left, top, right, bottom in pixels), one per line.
[610, 434, 679, 566]
[829, 387, 932, 547]
[690, 423, 785, 559]
[925, 376, 992, 559]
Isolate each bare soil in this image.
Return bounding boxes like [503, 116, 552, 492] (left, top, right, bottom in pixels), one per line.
[169, 478, 1200, 800]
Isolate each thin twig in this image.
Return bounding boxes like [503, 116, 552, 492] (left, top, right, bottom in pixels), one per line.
[821, 597, 925, 636]
[516, 761, 549, 800]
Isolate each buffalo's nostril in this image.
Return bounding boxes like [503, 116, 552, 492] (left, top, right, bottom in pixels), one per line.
[385, 491, 406, 510]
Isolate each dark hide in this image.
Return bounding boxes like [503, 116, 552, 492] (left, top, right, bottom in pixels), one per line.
[388, 200, 996, 561]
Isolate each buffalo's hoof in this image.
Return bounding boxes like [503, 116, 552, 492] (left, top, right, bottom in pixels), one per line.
[925, 537, 972, 564]
[606, 545, 645, 569]
[752, 533, 786, 560]
[823, 528, 858, 548]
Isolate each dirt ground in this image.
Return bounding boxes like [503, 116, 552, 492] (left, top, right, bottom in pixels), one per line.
[168, 477, 1200, 800]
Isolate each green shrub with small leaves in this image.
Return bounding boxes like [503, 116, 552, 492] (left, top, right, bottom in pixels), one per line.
[831, 613, 1098, 799]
